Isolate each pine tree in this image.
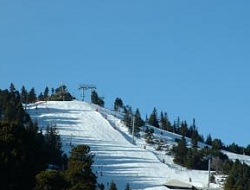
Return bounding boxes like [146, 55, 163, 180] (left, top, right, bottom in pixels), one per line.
[97, 97, 105, 107]
[28, 87, 37, 103]
[180, 121, 188, 137]
[44, 86, 49, 100]
[224, 159, 250, 190]
[188, 119, 199, 148]
[65, 145, 96, 190]
[114, 97, 123, 111]
[176, 116, 180, 128]
[160, 111, 166, 129]
[160, 111, 171, 131]
[134, 108, 144, 133]
[9, 83, 16, 94]
[35, 171, 66, 190]
[124, 183, 131, 190]
[212, 138, 223, 151]
[44, 125, 64, 166]
[91, 90, 104, 107]
[0, 88, 27, 123]
[173, 136, 188, 165]
[38, 92, 44, 101]
[98, 183, 105, 190]
[123, 106, 133, 131]
[21, 85, 28, 103]
[51, 88, 55, 96]
[148, 108, 159, 128]
[109, 180, 117, 190]
[191, 129, 199, 148]
[0, 88, 50, 189]
[206, 134, 212, 145]
[9, 83, 20, 99]
[91, 90, 99, 104]
[50, 85, 73, 101]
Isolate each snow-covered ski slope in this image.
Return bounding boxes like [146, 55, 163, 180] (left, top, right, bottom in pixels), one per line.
[26, 100, 248, 190]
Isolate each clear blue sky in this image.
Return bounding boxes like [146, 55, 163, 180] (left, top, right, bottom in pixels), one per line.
[1, 1, 249, 146]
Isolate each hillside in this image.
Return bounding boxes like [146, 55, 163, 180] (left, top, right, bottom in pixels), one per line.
[27, 100, 249, 190]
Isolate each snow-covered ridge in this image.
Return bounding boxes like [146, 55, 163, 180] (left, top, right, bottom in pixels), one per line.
[26, 100, 248, 190]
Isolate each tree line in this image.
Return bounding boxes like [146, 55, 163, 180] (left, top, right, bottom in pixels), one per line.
[17, 83, 106, 107]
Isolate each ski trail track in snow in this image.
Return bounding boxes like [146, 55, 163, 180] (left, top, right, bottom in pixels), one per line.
[28, 101, 223, 190]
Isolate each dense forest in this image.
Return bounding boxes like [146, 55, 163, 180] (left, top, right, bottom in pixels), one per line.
[1, 83, 250, 189]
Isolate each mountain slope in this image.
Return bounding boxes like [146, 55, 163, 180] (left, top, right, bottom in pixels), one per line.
[27, 100, 223, 190]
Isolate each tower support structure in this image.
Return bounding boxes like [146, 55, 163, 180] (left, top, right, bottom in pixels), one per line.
[78, 84, 96, 101]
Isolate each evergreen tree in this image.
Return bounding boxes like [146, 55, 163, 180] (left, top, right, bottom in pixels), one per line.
[180, 121, 188, 137]
[123, 106, 133, 131]
[9, 83, 16, 93]
[173, 121, 177, 133]
[28, 87, 37, 103]
[176, 116, 180, 129]
[148, 108, 159, 128]
[98, 97, 105, 107]
[124, 183, 131, 190]
[35, 171, 66, 190]
[145, 114, 148, 124]
[0, 88, 28, 124]
[44, 124, 65, 167]
[0, 121, 47, 189]
[114, 97, 123, 112]
[225, 159, 250, 190]
[212, 138, 223, 151]
[134, 108, 144, 133]
[91, 90, 98, 104]
[91, 90, 104, 107]
[160, 111, 166, 129]
[109, 180, 117, 190]
[21, 85, 28, 103]
[51, 88, 55, 96]
[185, 148, 205, 169]
[0, 86, 76, 190]
[50, 85, 73, 101]
[65, 145, 96, 190]
[205, 134, 212, 145]
[38, 92, 44, 101]
[191, 131, 199, 148]
[173, 136, 188, 165]
[43, 86, 50, 100]
[226, 143, 243, 154]
[0, 88, 50, 189]
[160, 111, 171, 131]
[189, 119, 199, 148]
[9, 83, 20, 99]
[98, 183, 105, 190]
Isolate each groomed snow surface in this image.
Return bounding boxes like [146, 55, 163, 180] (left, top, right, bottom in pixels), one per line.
[27, 100, 247, 190]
